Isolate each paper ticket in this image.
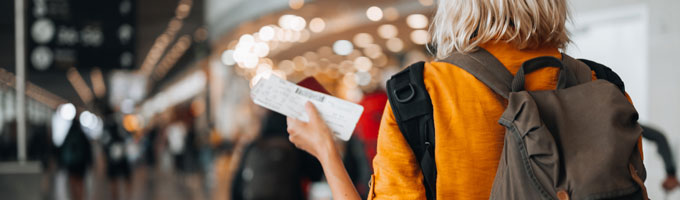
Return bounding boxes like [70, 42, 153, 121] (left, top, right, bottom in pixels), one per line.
[250, 76, 364, 141]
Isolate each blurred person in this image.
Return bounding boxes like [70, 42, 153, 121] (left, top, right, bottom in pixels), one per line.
[0, 120, 17, 161]
[285, 0, 644, 200]
[168, 107, 205, 200]
[641, 125, 679, 192]
[101, 109, 132, 200]
[231, 111, 323, 200]
[58, 115, 93, 200]
[27, 123, 56, 199]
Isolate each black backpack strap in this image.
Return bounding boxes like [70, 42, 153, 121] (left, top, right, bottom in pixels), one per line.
[578, 59, 626, 93]
[441, 48, 514, 99]
[386, 61, 437, 200]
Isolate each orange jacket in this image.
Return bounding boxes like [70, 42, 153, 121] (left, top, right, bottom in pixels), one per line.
[367, 42, 640, 199]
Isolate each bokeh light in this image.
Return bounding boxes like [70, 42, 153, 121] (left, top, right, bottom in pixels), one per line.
[386, 37, 404, 52]
[406, 14, 429, 29]
[353, 33, 374, 48]
[221, 50, 235, 65]
[378, 24, 398, 39]
[366, 6, 383, 21]
[410, 29, 430, 45]
[354, 56, 373, 72]
[309, 18, 326, 33]
[258, 26, 275, 41]
[332, 40, 354, 56]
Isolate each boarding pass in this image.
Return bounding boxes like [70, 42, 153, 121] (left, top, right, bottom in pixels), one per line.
[250, 76, 364, 141]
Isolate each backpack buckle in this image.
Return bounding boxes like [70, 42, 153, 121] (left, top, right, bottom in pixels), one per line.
[394, 83, 415, 103]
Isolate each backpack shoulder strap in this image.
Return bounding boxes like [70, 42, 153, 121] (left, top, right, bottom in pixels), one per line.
[386, 61, 437, 200]
[441, 48, 514, 99]
[578, 59, 626, 93]
[561, 54, 597, 86]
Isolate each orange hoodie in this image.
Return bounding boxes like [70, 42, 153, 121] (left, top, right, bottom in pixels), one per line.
[367, 42, 640, 199]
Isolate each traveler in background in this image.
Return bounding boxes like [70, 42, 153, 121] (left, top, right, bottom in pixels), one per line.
[286, 0, 639, 199]
[101, 108, 132, 200]
[58, 115, 92, 200]
[641, 125, 679, 192]
[232, 111, 323, 200]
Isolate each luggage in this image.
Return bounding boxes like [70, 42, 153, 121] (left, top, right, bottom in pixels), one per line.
[386, 48, 647, 199]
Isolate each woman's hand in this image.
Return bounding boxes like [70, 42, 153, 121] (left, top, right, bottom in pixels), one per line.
[287, 102, 361, 200]
[286, 102, 336, 160]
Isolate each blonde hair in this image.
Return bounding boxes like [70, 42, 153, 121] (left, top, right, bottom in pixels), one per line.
[430, 0, 570, 59]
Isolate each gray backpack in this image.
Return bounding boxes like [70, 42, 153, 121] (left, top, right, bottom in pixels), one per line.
[386, 49, 647, 199]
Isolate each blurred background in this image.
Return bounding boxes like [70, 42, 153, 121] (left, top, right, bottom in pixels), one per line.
[0, 0, 679, 200]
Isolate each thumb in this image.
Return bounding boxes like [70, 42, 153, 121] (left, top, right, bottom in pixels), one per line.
[305, 102, 323, 123]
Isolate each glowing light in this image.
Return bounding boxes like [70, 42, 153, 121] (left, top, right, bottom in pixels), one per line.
[347, 50, 362, 60]
[58, 103, 76, 120]
[363, 44, 383, 59]
[232, 48, 246, 63]
[289, 0, 304, 10]
[304, 63, 319, 76]
[242, 54, 259, 69]
[339, 60, 354, 74]
[410, 30, 430, 45]
[79, 111, 96, 129]
[123, 114, 141, 132]
[343, 73, 357, 87]
[253, 42, 270, 57]
[258, 26, 275, 41]
[275, 27, 286, 41]
[299, 30, 311, 42]
[418, 0, 434, 6]
[292, 31, 302, 42]
[366, 6, 383, 21]
[221, 50, 235, 65]
[332, 40, 354, 56]
[291, 17, 306, 31]
[239, 34, 255, 47]
[279, 15, 295, 29]
[378, 24, 398, 39]
[278, 60, 295, 75]
[279, 15, 306, 31]
[309, 18, 326, 33]
[354, 56, 373, 72]
[407, 14, 429, 29]
[304, 51, 319, 61]
[283, 29, 294, 42]
[256, 63, 273, 76]
[383, 7, 400, 21]
[293, 56, 308, 71]
[354, 71, 372, 86]
[353, 33, 374, 48]
[386, 38, 404, 52]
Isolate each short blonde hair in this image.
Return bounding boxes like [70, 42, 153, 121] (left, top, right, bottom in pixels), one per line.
[431, 0, 570, 59]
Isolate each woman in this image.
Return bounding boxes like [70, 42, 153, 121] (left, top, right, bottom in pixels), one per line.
[287, 0, 574, 199]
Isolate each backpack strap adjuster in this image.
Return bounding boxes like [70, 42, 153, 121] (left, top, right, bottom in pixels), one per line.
[394, 83, 416, 103]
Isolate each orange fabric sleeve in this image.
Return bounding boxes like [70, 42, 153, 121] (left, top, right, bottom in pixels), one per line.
[367, 103, 426, 200]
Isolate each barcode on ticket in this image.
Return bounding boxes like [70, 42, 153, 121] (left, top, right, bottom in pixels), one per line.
[295, 88, 325, 102]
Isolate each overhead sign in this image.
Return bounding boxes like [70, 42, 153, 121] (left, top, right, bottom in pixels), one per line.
[26, 0, 136, 72]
